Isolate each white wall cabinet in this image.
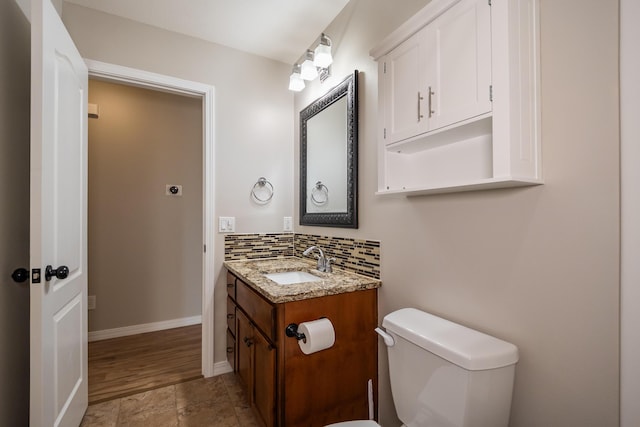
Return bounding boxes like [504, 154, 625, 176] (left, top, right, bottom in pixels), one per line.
[371, 0, 541, 195]
[384, 0, 492, 145]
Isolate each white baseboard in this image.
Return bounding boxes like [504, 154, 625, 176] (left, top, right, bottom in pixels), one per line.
[89, 315, 202, 342]
[212, 361, 233, 377]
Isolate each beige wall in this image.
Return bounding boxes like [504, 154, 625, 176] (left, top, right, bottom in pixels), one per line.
[62, 2, 294, 360]
[295, 0, 620, 426]
[620, 0, 640, 424]
[88, 79, 203, 331]
[62, 0, 621, 424]
[0, 1, 31, 424]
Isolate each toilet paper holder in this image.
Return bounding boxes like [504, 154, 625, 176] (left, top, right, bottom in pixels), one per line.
[285, 323, 307, 343]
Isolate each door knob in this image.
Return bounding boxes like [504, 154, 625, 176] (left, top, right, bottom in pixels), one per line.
[45, 265, 69, 281]
[11, 268, 29, 283]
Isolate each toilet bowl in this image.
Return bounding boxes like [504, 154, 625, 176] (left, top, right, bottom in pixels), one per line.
[327, 308, 518, 427]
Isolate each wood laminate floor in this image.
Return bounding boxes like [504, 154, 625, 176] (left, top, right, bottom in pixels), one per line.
[89, 325, 203, 404]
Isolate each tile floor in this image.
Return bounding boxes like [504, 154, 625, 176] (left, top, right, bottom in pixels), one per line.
[81, 373, 260, 427]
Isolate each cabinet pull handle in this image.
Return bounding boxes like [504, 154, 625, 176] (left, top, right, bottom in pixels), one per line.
[226, 346, 234, 354]
[428, 86, 435, 118]
[417, 92, 424, 122]
[243, 337, 253, 347]
[227, 313, 234, 319]
[227, 283, 234, 288]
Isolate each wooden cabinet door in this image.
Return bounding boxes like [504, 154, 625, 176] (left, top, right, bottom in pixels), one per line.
[426, 0, 492, 131]
[226, 329, 236, 372]
[236, 309, 253, 395]
[252, 330, 276, 427]
[383, 31, 428, 144]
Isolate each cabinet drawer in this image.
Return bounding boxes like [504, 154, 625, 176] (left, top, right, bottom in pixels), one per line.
[236, 279, 275, 342]
[226, 329, 236, 372]
[226, 272, 236, 299]
[227, 297, 236, 336]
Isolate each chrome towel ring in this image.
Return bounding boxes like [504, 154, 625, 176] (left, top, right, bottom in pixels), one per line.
[251, 177, 274, 203]
[311, 181, 329, 205]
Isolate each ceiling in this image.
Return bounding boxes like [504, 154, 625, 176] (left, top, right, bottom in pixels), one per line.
[64, 0, 350, 64]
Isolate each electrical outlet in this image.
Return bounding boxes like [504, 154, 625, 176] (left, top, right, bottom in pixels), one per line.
[88, 295, 96, 310]
[283, 216, 293, 232]
[218, 217, 236, 233]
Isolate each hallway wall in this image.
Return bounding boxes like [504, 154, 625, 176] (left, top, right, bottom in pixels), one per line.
[88, 80, 203, 331]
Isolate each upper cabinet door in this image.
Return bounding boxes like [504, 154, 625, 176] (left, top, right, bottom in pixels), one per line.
[382, 32, 428, 144]
[381, 0, 492, 145]
[427, 0, 492, 131]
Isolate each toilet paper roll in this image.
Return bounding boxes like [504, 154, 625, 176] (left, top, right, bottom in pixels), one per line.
[297, 318, 335, 355]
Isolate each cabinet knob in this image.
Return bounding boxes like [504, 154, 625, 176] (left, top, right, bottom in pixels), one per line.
[243, 337, 254, 347]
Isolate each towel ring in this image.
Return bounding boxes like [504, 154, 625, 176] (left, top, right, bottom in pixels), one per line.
[251, 177, 274, 203]
[311, 181, 329, 205]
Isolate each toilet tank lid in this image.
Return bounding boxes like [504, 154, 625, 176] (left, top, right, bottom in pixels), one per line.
[382, 308, 519, 371]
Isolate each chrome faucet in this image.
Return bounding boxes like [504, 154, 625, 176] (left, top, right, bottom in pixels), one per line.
[302, 246, 335, 273]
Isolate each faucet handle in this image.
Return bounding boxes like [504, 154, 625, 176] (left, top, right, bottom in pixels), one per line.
[324, 257, 336, 273]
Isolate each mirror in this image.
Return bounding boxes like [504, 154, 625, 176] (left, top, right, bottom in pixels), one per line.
[300, 70, 358, 228]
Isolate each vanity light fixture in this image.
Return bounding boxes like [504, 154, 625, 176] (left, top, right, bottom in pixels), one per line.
[288, 33, 334, 91]
[313, 33, 333, 68]
[300, 50, 319, 81]
[288, 64, 305, 92]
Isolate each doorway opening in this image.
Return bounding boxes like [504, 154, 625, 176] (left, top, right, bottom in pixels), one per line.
[85, 61, 216, 402]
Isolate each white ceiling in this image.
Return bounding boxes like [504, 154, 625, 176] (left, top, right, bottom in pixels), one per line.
[64, 0, 350, 64]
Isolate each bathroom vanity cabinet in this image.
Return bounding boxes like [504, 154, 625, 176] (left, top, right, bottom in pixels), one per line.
[371, 0, 542, 195]
[226, 270, 378, 427]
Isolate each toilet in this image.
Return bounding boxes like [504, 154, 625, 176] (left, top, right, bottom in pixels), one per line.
[327, 308, 519, 427]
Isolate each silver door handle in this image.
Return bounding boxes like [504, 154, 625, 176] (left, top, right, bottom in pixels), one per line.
[428, 86, 435, 118]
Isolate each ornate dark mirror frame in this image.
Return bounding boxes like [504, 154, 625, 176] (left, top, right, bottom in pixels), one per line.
[300, 70, 358, 228]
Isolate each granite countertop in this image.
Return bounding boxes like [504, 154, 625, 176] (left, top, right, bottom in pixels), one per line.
[224, 257, 381, 303]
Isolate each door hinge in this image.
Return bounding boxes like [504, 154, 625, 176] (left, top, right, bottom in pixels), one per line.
[489, 85, 493, 102]
[383, 128, 387, 139]
[383, 62, 387, 74]
[204, 244, 206, 253]
[488, 0, 491, 5]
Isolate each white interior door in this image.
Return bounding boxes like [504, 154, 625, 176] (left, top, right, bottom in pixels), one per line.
[30, 0, 88, 425]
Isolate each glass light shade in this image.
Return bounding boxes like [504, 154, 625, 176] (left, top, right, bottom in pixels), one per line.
[289, 74, 305, 91]
[300, 50, 318, 80]
[314, 43, 333, 68]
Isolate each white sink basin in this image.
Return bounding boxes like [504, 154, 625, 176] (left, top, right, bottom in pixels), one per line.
[264, 271, 323, 285]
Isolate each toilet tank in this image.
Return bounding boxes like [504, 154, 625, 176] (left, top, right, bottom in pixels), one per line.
[382, 308, 518, 427]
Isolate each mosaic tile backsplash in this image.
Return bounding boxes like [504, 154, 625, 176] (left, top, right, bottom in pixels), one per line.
[224, 233, 380, 279]
[224, 233, 294, 260]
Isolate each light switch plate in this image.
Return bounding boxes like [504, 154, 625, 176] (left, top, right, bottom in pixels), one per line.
[283, 216, 293, 232]
[219, 217, 236, 233]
